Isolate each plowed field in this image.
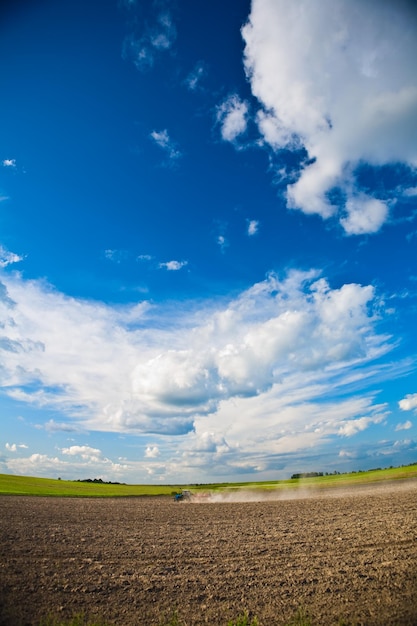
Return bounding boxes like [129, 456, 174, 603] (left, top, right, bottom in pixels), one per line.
[1, 481, 417, 625]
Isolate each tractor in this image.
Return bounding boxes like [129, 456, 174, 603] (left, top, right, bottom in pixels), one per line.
[173, 489, 192, 502]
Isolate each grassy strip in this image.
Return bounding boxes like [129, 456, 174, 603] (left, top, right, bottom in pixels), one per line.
[0, 474, 181, 497]
[0, 464, 416, 497]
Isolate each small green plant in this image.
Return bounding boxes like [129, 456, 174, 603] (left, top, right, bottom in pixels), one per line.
[285, 607, 312, 626]
[227, 613, 259, 626]
[159, 611, 184, 626]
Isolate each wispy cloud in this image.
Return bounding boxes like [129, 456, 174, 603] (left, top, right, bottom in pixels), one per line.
[0, 245, 23, 268]
[122, 8, 176, 70]
[150, 129, 182, 162]
[44, 419, 78, 433]
[395, 420, 412, 431]
[137, 254, 153, 262]
[2, 159, 16, 168]
[247, 219, 259, 236]
[217, 234, 229, 253]
[104, 249, 128, 263]
[185, 61, 207, 91]
[216, 94, 249, 143]
[158, 260, 188, 271]
[242, 0, 417, 234]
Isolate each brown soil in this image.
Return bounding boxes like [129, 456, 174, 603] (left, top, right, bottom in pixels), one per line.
[1, 481, 417, 626]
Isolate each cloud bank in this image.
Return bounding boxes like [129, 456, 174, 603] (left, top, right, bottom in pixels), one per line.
[0, 268, 391, 442]
[242, 0, 417, 234]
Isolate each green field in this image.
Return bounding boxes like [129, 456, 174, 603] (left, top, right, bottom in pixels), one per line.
[0, 464, 416, 497]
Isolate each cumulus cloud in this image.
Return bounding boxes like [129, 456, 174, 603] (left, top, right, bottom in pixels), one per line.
[150, 129, 181, 162]
[4, 443, 26, 452]
[6, 453, 64, 476]
[216, 94, 249, 143]
[338, 414, 384, 437]
[242, 0, 417, 234]
[340, 196, 389, 235]
[4, 449, 128, 480]
[61, 445, 103, 462]
[0, 245, 23, 268]
[0, 268, 393, 448]
[399, 393, 417, 411]
[145, 445, 160, 458]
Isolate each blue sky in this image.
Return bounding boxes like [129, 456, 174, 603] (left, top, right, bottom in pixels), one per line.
[1, 0, 417, 483]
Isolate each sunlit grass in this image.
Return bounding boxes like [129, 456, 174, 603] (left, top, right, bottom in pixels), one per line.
[0, 473, 179, 497]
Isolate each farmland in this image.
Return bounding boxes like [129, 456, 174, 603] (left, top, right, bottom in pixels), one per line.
[1, 463, 417, 497]
[0, 477, 416, 625]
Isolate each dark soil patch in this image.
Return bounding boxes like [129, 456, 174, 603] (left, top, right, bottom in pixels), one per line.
[1, 481, 416, 625]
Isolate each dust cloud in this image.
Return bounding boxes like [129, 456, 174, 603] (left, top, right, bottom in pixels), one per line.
[187, 479, 417, 503]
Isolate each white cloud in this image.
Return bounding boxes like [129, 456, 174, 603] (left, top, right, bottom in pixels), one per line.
[403, 186, 417, 197]
[2, 159, 16, 168]
[242, 0, 417, 234]
[0, 245, 23, 268]
[338, 414, 384, 437]
[145, 445, 160, 458]
[340, 196, 389, 235]
[4, 449, 128, 480]
[0, 268, 393, 450]
[216, 94, 249, 142]
[247, 219, 259, 236]
[61, 445, 103, 462]
[395, 420, 413, 431]
[6, 453, 64, 475]
[150, 129, 181, 161]
[158, 260, 188, 271]
[5, 443, 16, 452]
[399, 393, 417, 411]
